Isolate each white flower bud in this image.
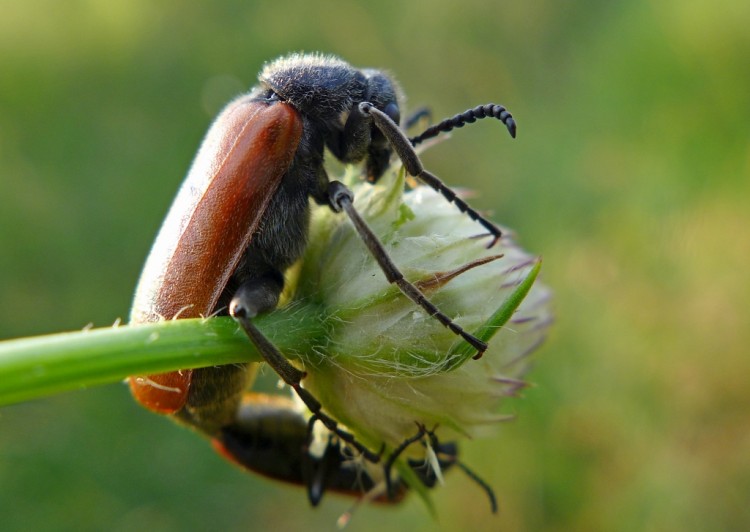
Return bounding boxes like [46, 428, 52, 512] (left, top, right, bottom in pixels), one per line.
[290, 167, 553, 455]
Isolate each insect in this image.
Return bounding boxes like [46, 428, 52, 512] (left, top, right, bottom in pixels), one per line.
[128, 53, 516, 504]
[210, 395, 461, 507]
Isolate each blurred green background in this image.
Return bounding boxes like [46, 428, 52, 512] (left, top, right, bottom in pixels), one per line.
[1, 1, 748, 531]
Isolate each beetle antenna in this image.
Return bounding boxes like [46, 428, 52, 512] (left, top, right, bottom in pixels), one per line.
[409, 103, 516, 147]
[360, 102, 504, 248]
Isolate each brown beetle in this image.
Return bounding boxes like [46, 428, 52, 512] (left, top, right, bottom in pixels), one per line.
[129, 53, 515, 505]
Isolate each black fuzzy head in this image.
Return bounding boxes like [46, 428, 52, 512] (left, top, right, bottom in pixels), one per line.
[257, 53, 402, 126]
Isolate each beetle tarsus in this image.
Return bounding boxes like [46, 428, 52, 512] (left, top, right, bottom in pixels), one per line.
[454, 460, 499, 514]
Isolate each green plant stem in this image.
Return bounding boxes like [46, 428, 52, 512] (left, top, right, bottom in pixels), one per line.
[0, 306, 324, 406]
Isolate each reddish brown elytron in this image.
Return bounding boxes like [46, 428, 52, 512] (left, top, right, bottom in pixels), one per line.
[129, 100, 302, 413]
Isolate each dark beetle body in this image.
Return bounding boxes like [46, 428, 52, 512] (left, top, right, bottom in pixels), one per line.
[129, 54, 422, 501]
[129, 53, 514, 506]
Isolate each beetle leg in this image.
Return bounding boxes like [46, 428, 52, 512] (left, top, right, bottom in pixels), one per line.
[229, 281, 381, 463]
[453, 459, 499, 514]
[383, 424, 498, 513]
[401, 106, 432, 131]
[327, 180, 488, 357]
[358, 102, 504, 248]
[383, 423, 432, 499]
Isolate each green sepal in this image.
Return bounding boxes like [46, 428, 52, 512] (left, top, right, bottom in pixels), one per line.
[446, 258, 543, 370]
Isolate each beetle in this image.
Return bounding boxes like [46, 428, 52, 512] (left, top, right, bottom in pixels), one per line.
[210, 394, 463, 507]
[128, 53, 516, 504]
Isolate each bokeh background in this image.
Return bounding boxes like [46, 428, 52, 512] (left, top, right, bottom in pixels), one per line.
[1, 1, 748, 531]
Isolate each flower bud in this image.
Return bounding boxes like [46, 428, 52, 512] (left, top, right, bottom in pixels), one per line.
[290, 167, 552, 456]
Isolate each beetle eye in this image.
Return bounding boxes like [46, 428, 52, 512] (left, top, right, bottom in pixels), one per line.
[384, 102, 400, 125]
[265, 91, 282, 102]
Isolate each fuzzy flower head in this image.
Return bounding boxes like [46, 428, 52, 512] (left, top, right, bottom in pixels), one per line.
[283, 165, 552, 458]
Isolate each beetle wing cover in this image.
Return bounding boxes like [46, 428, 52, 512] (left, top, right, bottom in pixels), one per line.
[132, 98, 303, 322]
[129, 98, 302, 413]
